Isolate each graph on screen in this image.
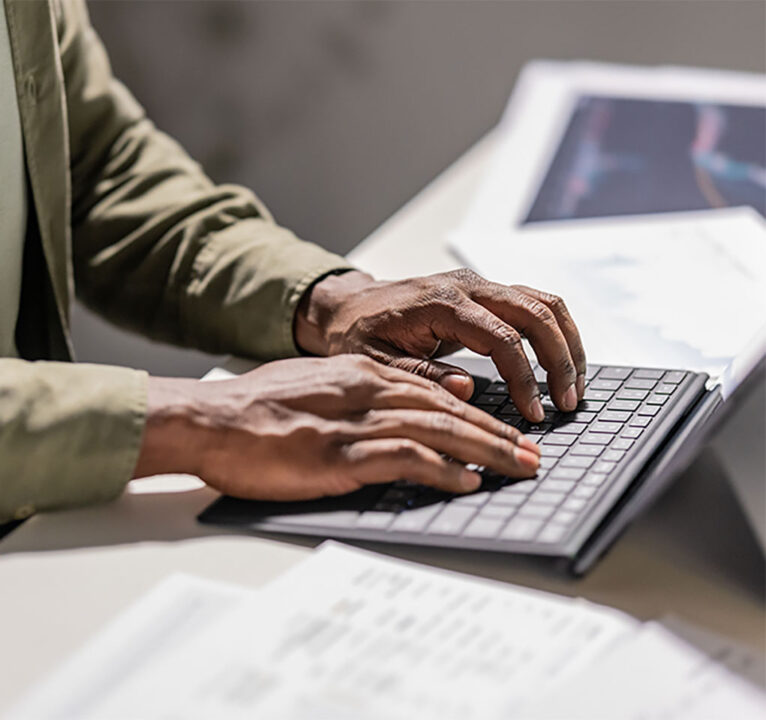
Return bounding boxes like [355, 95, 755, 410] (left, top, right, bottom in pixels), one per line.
[524, 96, 766, 224]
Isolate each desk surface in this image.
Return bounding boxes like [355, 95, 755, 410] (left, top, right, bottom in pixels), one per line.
[1, 132, 763, 712]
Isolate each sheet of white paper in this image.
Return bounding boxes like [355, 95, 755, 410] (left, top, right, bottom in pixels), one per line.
[10, 543, 765, 720]
[523, 621, 766, 720]
[8, 544, 633, 720]
[7, 574, 254, 720]
[452, 208, 766, 376]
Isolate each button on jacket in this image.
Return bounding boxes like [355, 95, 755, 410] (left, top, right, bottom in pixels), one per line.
[0, 0, 352, 523]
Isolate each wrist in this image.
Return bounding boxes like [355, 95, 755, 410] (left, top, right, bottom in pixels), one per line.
[133, 377, 211, 479]
[294, 270, 376, 355]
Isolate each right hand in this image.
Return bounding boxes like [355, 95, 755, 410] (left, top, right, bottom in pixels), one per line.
[133, 355, 540, 500]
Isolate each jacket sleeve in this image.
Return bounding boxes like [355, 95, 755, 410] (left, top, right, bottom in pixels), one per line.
[59, 0, 353, 360]
[0, 358, 147, 524]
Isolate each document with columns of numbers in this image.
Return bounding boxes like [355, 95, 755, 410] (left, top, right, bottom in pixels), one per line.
[9, 542, 765, 719]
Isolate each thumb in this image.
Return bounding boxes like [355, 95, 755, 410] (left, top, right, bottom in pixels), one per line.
[387, 354, 475, 401]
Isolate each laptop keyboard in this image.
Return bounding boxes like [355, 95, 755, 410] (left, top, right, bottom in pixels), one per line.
[357, 365, 691, 546]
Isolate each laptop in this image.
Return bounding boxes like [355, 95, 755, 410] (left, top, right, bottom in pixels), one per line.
[199, 332, 765, 575]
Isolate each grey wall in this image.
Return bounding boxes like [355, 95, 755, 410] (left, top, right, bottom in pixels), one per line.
[72, 0, 766, 377]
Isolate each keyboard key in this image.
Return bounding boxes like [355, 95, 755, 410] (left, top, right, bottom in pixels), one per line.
[561, 455, 594, 469]
[624, 378, 657, 390]
[591, 421, 622, 434]
[662, 371, 686, 384]
[517, 503, 555, 520]
[452, 492, 491, 507]
[571, 410, 597, 423]
[616, 388, 649, 401]
[602, 449, 626, 462]
[551, 467, 586, 480]
[356, 512, 396, 530]
[543, 434, 576, 446]
[538, 455, 557, 469]
[608, 400, 641, 412]
[552, 422, 587, 435]
[573, 484, 598, 499]
[621, 427, 644, 439]
[500, 517, 543, 541]
[646, 393, 669, 406]
[530, 489, 566, 505]
[540, 479, 576, 493]
[599, 410, 631, 423]
[486, 492, 526, 507]
[581, 432, 613, 445]
[537, 523, 568, 544]
[584, 365, 600, 380]
[571, 443, 604, 456]
[427, 506, 476, 535]
[610, 438, 634, 451]
[579, 400, 606, 412]
[630, 415, 652, 427]
[562, 497, 587, 512]
[583, 389, 613, 401]
[637, 404, 660, 416]
[582, 472, 608, 486]
[463, 517, 505, 539]
[389, 504, 443, 532]
[598, 367, 631, 380]
[503, 479, 537, 494]
[593, 461, 617, 474]
[633, 368, 664, 380]
[540, 444, 568, 457]
[479, 504, 515, 520]
[654, 383, 677, 395]
[475, 393, 504, 406]
[553, 509, 578, 525]
[485, 381, 508, 395]
[590, 379, 621, 391]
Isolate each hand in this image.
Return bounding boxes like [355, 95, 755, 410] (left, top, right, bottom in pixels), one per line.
[295, 269, 587, 422]
[133, 355, 540, 500]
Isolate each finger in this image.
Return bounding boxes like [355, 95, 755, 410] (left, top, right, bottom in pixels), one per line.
[345, 409, 539, 477]
[364, 380, 540, 455]
[358, 342, 474, 400]
[342, 438, 480, 493]
[472, 284, 578, 411]
[380, 350, 475, 401]
[428, 302, 544, 422]
[514, 285, 588, 399]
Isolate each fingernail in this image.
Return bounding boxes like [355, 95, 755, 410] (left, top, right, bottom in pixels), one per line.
[529, 396, 545, 423]
[514, 447, 540, 472]
[442, 372, 474, 400]
[576, 374, 585, 399]
[460, 469, 482, 492]
[563, 384, 578, 412]
[516, 434, 541, 455]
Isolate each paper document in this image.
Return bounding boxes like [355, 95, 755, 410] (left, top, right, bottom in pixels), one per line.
[9, 543, 766, 720]
[452, 208, 766, 376]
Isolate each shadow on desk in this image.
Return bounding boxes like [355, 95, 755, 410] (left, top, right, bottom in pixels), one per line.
[2, 451, 763, 649]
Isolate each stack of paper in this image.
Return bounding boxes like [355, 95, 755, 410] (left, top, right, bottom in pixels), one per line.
[9, 543, 765, 719]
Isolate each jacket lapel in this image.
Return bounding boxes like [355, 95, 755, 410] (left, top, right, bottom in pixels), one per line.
[5, 0, 73, 357]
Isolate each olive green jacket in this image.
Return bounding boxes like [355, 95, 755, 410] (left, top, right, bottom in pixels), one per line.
[0, 0, 352, 523]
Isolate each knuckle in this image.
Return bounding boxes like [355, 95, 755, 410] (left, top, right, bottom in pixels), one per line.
[428, 411, 456, 435]
[393, 439, 422, 464]
[448, 267, 482, 288]
[547, 293, 568, 314]
[494, 323, 522, 349]
[526, 300, 556, 327]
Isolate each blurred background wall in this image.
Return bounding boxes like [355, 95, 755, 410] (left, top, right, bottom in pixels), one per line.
[73, 0, 766, 377]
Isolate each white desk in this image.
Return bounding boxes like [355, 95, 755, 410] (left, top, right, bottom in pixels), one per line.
[1, 132, 763, 712]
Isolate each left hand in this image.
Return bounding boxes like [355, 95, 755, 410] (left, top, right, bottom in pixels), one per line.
[294, 269, 587, 422]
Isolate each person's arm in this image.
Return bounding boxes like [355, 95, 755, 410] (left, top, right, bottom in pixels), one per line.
[0, 359, 146, 524]
[59, 0, 352, 360]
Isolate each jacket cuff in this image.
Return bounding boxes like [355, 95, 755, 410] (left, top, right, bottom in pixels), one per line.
[0, 360, 148, 523]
